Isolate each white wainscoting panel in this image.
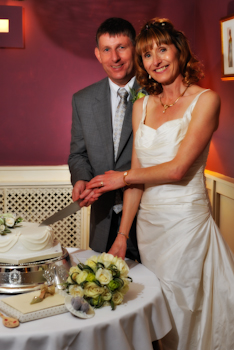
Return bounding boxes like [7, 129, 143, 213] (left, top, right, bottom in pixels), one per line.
[205, 170, 234, 253]
[0, 167, 233, 253]
[0, 166, 90, 250]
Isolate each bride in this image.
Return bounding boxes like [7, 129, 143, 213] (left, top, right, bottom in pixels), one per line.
[84, 18, 234, 350]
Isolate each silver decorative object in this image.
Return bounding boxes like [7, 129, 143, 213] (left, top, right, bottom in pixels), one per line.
[0, 248, 71, 294]
[9, 269, 22, 285]
[43, 266, 55, 286]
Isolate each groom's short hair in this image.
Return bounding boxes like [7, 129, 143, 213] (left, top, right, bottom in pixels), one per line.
[96, 17, 136, 47]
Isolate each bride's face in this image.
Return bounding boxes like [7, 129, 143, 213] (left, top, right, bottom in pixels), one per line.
[142, 41, 181, 85]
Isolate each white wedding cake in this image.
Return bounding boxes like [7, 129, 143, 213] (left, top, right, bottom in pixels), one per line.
[0, 222, 63, 264]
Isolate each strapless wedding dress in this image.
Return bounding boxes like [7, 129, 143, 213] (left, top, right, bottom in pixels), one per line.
[135, 91, 234, 350]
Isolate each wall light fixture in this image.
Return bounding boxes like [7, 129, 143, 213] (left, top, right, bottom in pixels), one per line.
[0, 5, 24, 48]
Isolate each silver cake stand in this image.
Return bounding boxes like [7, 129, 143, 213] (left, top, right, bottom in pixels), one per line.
[0, 247, 71, 294]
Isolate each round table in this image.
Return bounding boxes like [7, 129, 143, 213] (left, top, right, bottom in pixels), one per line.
[0, 249, 172, 350]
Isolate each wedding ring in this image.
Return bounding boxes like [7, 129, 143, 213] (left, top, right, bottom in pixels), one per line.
[100, 181, 104, 187]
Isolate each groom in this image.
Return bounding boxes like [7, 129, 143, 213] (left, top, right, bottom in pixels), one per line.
[68, 17, 141, 261]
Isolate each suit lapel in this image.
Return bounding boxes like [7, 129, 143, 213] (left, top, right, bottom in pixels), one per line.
[92, 79, 114, 169]
[116, 78, 141, 162]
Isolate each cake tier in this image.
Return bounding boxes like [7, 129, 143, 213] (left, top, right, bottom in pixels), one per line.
[0, 222, 63, 264]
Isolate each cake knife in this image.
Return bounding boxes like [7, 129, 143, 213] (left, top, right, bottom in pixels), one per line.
[39, 200, 82, 226]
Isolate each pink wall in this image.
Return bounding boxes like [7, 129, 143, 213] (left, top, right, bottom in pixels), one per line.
[194, 0, 234, 177]
[0, 0, 234, 178]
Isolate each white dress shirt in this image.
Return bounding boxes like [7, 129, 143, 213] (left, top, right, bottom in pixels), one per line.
[109, 76, 135, 128]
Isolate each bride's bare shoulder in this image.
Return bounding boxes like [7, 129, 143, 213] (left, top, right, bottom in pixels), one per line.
[188, 85, 220, 100]
[132, 95, 149, 129]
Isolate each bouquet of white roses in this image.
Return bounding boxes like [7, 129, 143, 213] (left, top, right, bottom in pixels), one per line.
[0, 213, 23, 235]
[64, 253, 132, 310]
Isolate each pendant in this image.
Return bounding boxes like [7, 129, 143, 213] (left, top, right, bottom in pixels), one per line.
[163, 105, 169, 113]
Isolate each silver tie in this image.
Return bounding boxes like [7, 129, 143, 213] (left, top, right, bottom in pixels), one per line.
[113, 88, 129, 214]
[113, 88, 129, 160]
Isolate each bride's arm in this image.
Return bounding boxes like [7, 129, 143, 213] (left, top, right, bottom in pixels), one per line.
[87, 90, 220, 191]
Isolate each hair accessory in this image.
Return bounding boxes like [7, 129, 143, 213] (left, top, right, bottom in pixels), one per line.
[118, 231, 129, 240]
[143, 20, 172, 33]
[160, 85, 190, 113]
[123, 171, 131, 186]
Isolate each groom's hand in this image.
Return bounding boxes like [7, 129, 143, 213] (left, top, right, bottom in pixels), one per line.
[73, 180, 101, 207]
[72, 180, 94, 207]
[72, 180, 87, 202]
[79, 187, 101, 206]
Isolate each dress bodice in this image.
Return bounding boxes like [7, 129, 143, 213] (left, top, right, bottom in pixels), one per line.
[136, 90, 234, 350]
[135, 90, 210, 207]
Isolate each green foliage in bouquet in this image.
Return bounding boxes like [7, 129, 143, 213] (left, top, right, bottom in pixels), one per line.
[0, 213, 23, 235]
[64, 253, 132, 310]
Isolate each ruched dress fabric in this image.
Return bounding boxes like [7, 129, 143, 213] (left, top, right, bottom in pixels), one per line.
[135, 91, 234, 350]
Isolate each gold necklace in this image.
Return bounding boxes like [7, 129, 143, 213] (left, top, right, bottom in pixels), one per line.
[160, 85, 189, 113]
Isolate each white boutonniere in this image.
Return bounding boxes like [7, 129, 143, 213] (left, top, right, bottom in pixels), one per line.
[130, 88, 146, 103]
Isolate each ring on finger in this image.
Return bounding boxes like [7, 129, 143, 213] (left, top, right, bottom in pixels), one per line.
[100, 181, 104, 187]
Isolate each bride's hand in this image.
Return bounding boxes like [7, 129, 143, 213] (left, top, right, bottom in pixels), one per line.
[79, 187, 102, 206]
[108, 234, 127, 260]
[86, 171, 125, 195]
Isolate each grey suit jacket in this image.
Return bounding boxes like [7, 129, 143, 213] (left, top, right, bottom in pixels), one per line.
[68, 77, 140, 253]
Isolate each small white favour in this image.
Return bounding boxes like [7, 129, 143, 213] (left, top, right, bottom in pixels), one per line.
[65, 295, 95, 319]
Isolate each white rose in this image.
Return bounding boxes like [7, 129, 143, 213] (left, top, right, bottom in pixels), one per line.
[102, 287, 112, 301]
[120, 284, 129, 295]
[112, 291, 124, 305]
[115, 258, 129, 277]
[97, 252, 106, 264]
[76, 271, 88, 284]
[69, 266, 81, 281]
[0, 225, 5, 233]
[5, 217, 15, 228]
[69, 285, 84, 297]
[119, 277, 130, 294]
[111, 256, 119, 265]
[66, 276, 73, 284]
[122, 277, 130, 287]
[98, 253, 115, 268]
[84, 282, 104, 298]
[96, 268, 112, 285]
[85, 257, 98, 272]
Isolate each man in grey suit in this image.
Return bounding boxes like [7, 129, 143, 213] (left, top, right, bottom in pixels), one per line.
[68, 18, 141, 261]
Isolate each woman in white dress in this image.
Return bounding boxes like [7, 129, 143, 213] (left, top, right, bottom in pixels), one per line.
[85, 18, 234, 350]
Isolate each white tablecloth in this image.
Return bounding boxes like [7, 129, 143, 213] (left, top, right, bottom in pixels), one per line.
[0, 249, 172, 350]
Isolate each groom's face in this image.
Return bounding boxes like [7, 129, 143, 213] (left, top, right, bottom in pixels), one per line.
[95, 33, 135, 87]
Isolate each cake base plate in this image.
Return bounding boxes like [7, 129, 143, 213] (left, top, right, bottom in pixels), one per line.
[0, 247, 71, 294]
[0, 240, 63, 264]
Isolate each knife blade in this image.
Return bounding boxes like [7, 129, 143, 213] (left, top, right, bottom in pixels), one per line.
[39, 200, 82, 226]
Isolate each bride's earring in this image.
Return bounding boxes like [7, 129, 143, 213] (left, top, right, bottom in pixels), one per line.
[149, 75, 151, 79]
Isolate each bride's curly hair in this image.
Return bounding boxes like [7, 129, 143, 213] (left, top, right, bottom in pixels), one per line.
[135, 18, 204, 95]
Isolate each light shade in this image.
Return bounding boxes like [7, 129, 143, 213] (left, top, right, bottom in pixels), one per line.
[0, 19, 9, 33]
[0, 5, 24, 48]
